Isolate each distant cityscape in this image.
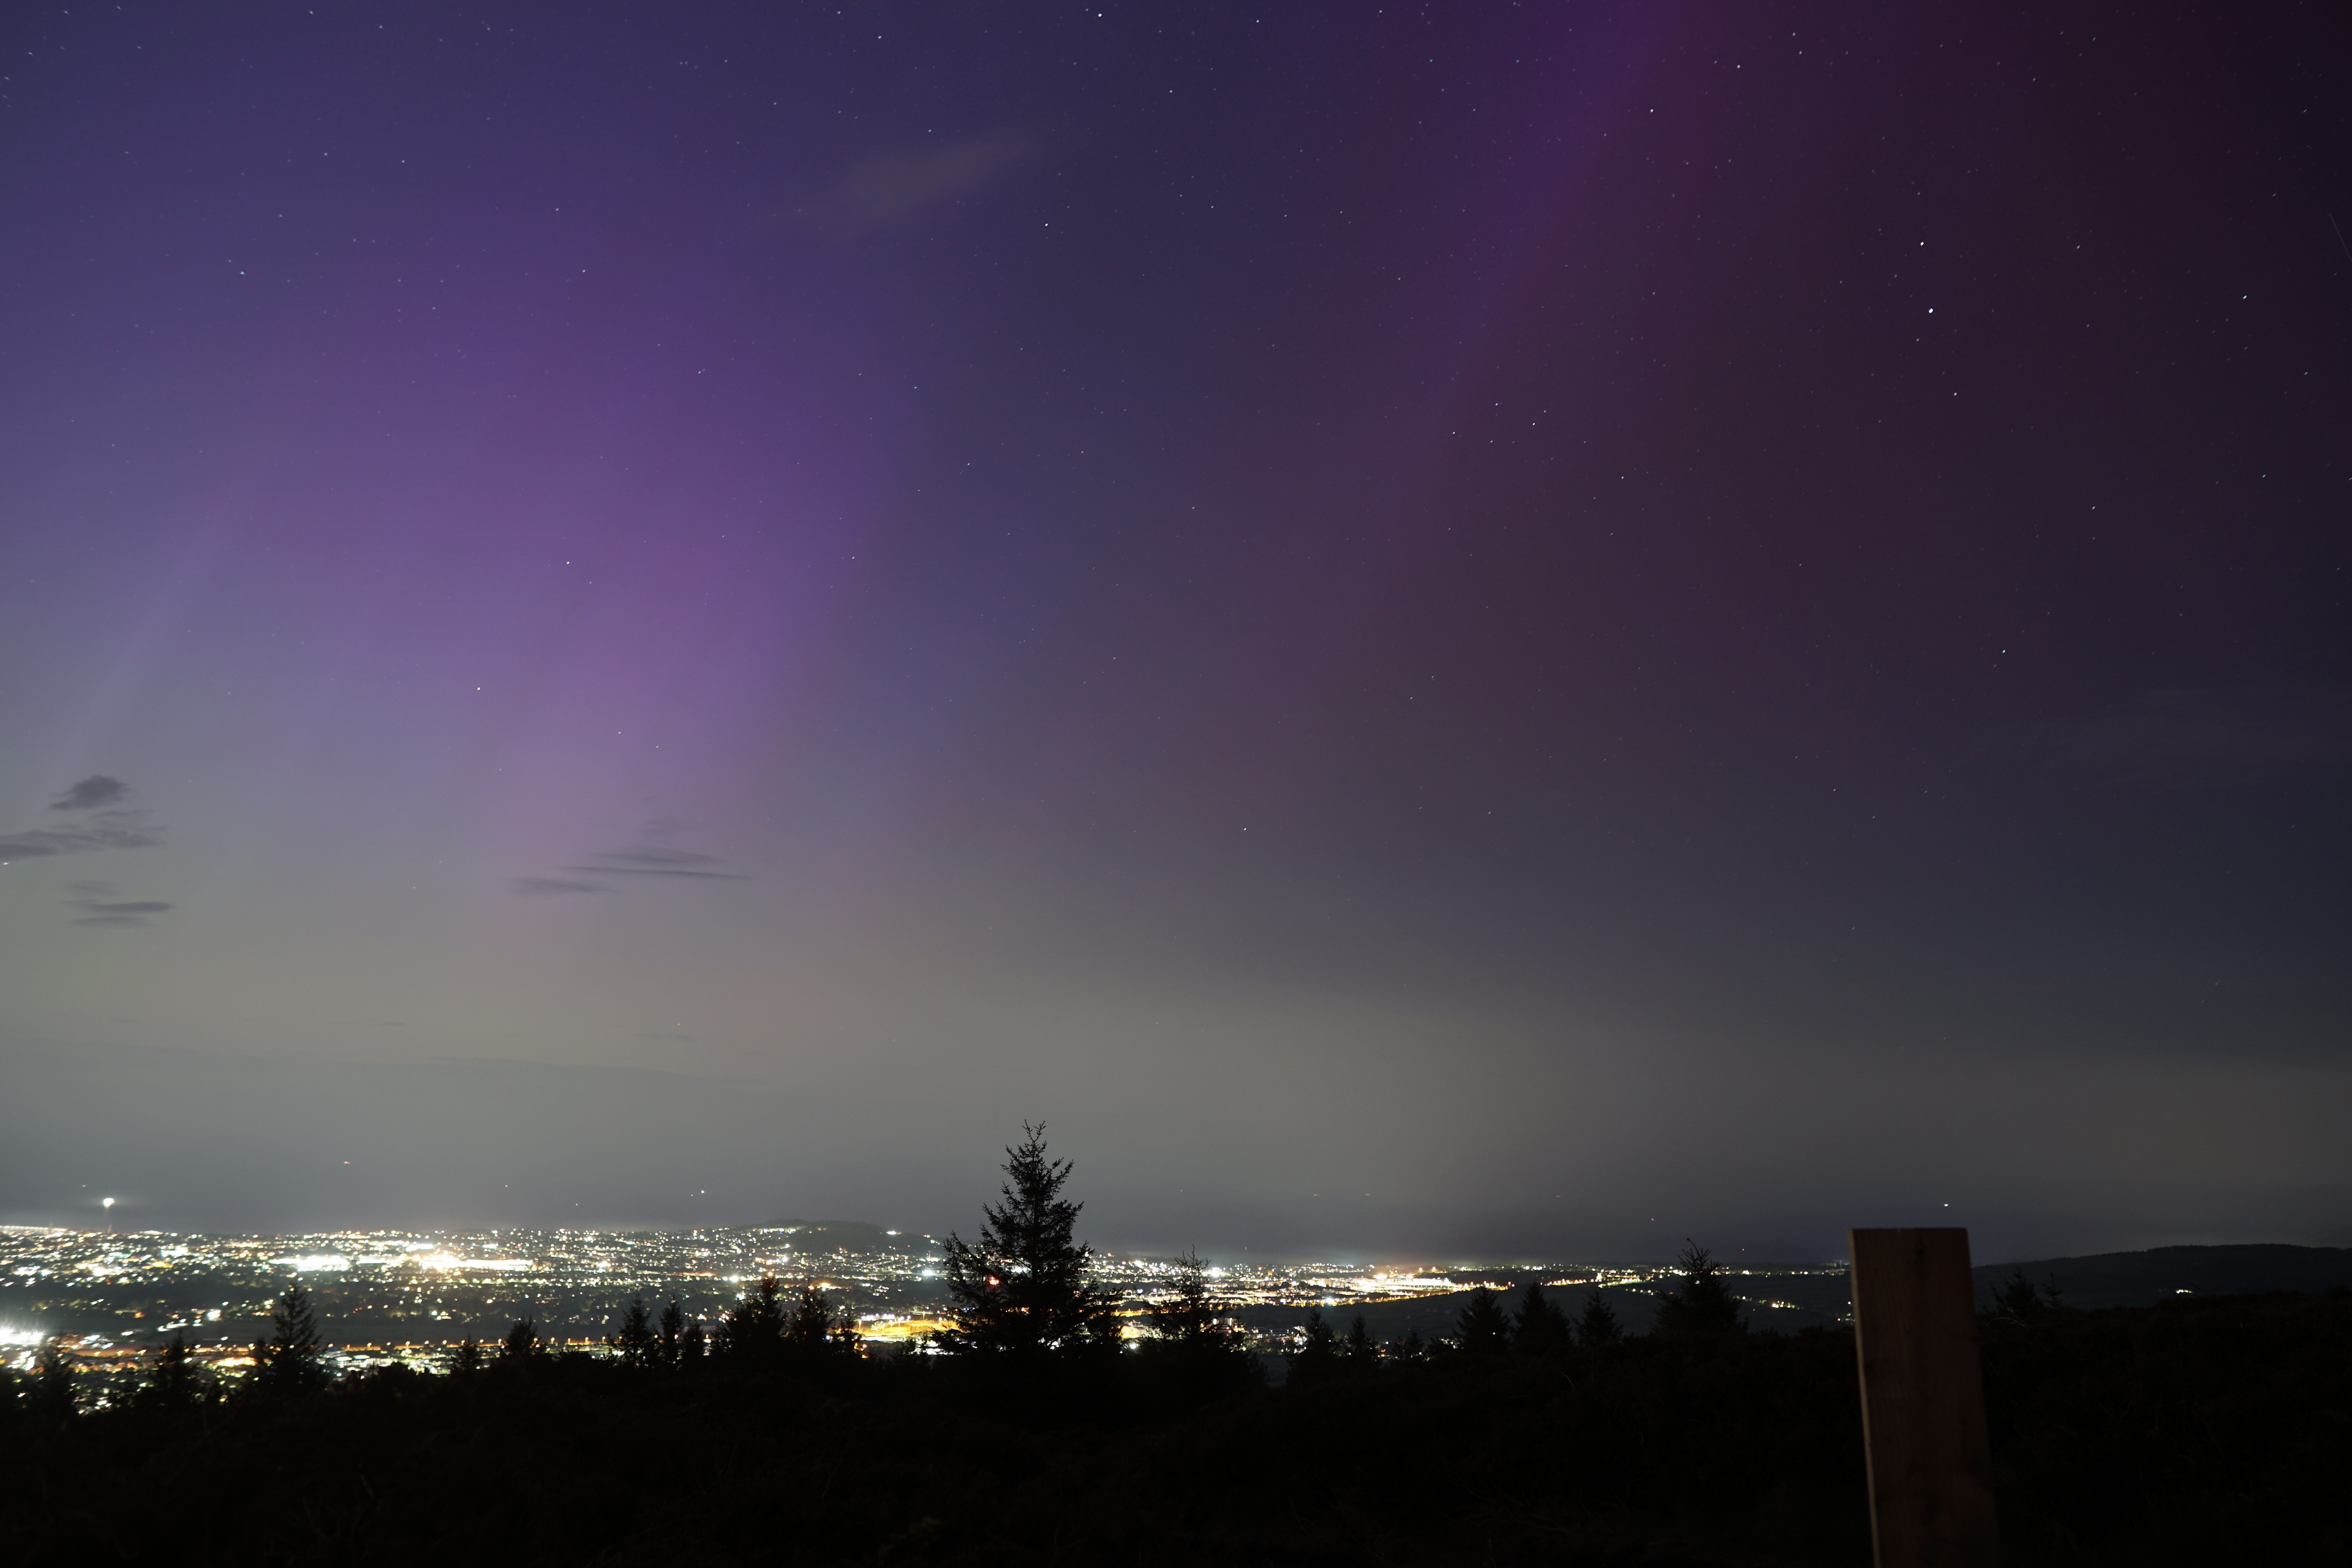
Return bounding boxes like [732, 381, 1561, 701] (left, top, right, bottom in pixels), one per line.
[0, 1219, 1854, 1398]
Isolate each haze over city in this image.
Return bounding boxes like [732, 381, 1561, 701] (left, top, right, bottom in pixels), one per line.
[2, 1, 2346, 1264]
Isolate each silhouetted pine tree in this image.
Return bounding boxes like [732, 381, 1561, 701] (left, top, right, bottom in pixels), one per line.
[1651, 1242, 1745, 1335]
[1513, 1284, 1572, 1355]
[718, 1276, 788, 1361]
[500, 1317, 543, 1363]
[1988, 1266, 2066, 1319]
[610, 1295, 658, 1368]
[1140, 1250, 1254, 1398]
[657, 1298, 688, 1368]
[679, 1315, 706, 1366]
[25, 1340, 76, 1429]
[1576, 1288, 1623, 1347]
[1396, 1325, 1427, 1360]
[451, 1338, 483, 1375]
[1455, 1286, 1513, 1354]
[135, 1330, 207, 1410]
[787, 1283, 831, 1347]
[785, 1283, 860, 1355]
[1291, 1308, 1340, 1387]
[831, 1297, 864, 1355]
[940, 1124, 1115, 1354]
[1148, 1248, 1228, 1347]
[1344, 1313, 1377, 1369]
[250, 1284, 328, 1395]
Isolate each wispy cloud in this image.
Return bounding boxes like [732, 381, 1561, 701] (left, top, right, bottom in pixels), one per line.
[52, 775, 129, 811]
[1, 777, 162, 860]
[66, 883, 173, 927]
[793, 129, 1040, 239]
[514, 826, 750, 897]
[0, 819, 162, 858]
[566, 846, 749, 880]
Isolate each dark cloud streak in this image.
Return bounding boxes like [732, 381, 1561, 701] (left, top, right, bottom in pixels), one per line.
[511, 877, 613, 897]
[5, 778, 160, 861]
[0, 820, 162, 859]
[66, 892, 173, 928]
[569, 846, 750, 880]
[51, 775, 130, 811]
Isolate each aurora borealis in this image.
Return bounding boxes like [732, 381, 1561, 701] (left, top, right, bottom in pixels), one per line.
[2, 2, 2345, 1259]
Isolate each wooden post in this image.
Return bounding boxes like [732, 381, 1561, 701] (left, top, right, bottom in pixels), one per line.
[1848, 1227, 1999, 1568]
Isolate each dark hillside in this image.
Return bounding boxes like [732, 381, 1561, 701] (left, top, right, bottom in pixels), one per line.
[1971, 1244, 2352, 1310]
[6, 1290, 2346, 1565]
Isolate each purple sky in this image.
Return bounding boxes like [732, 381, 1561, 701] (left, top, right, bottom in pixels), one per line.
[2, 1, 2346, 1261]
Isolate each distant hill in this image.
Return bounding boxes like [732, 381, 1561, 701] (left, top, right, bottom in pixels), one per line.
[1226, 1245, 2352, 1346]
[1975, 1243, 2352, 1311]
[1231, 1275, 1843, 1341]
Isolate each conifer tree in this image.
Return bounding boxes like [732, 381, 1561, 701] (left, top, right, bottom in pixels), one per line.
[1148, 1249, 1234, 1350]
[1344, 1313, 1376, 1369]
[1513, 1283, 1572, 1355]
[1989, 1266, 2065, 1319]
[26, 1340, 76, 1428]
[451, 1338, 483, 1375]
[1455, 1285, 1513, 1354]
[1291, 1308, 1340, 1387]
[1651, 1241, 1745, 1335]
[658, 1298, 688, 1368]
[719, 1276, 788, 1361]
[251, 1284, 328, 1395]
[500, 1317, 543, 1362]
[831, 1297, 865, 1356]
[137, 1330, 206, 1409]
[941, 1124, 1115, 1354]
[610, 1295, 659, 1368]
[1575, 1288, 1623, 1347]
[1992, 1266, 2040, 1317]
[786, 1283, 860, 1354]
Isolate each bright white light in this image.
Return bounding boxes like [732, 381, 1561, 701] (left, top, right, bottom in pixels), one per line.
[102, 1197, 116, 1210]
[0, 1325, 45, 1348]
[408, 1251, 528, 1272]
[273, 1254, 351, 1272]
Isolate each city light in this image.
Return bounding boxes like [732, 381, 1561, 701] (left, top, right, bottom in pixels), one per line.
[0, 1221, 1855, 1376]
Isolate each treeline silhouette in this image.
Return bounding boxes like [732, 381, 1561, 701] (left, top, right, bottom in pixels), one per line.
[4, 1128, 2348, 1565]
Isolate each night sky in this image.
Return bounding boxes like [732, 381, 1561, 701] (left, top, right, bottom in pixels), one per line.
[2, 2, 2346, 1261]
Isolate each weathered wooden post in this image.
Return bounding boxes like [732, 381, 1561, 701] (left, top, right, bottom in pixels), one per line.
[1847, 1227, 1999, 1568]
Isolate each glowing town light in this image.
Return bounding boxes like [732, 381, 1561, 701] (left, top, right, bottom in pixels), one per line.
[407, 1251, 529, 1272]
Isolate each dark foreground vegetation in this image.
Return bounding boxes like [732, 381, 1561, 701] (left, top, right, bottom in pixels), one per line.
[6, 1135, 2348, 1564]
[6, 1290, 2350, 1565]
